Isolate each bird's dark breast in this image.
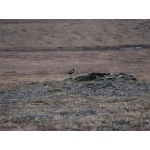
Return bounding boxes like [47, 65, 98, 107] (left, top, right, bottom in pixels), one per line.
[67, 69, 74, 74]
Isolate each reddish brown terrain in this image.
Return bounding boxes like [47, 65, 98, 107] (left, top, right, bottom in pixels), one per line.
[0, 20, 150, 130]
[0, 20, 150, 89]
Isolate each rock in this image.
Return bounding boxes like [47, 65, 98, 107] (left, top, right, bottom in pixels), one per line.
[74, 72, 137, 82]
[74, 72, 110, 81]
[89, 72, 110, 77]
[104, 73, 137, 81]
[74, 74, 96, 81]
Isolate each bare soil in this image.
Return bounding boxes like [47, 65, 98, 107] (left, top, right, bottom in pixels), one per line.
[0, 20, 150, 130]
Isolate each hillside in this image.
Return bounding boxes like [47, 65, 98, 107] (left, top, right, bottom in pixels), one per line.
[0, 20, 150, 130]
[0, 20, 150, 49]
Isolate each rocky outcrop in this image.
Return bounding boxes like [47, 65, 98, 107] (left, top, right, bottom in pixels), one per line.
[74, 74, 97, 81]
[74, 72, 137, 82]
[1, 72, 149, 102]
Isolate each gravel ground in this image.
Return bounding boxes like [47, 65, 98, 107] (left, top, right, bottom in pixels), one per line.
[0, 73, 150, 131]
[0, 73, 150, 102]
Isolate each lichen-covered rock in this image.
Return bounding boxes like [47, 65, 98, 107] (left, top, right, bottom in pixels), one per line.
[74, 74, 96, 81]
[0, 72, 149, 102]
[89, 72, 110, 77]
[74, 72, 137, 82]
[104, 73, 137, 81]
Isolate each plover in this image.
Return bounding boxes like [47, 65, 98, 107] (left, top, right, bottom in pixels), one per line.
[67, 69, 74, 78]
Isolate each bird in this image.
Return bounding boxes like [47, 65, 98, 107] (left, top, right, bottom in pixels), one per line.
[67, 69, 74, 78]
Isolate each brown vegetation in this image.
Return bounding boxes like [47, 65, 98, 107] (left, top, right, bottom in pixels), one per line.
[0, 20, 150, 130]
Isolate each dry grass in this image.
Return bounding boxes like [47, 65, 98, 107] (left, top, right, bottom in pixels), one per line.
[0, 94, 149, 131]
[0, 49, 150, 90]
[0, 20, 150, 89]
[0, 20, 150, 130]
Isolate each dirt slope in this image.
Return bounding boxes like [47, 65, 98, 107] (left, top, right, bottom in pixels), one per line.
[0, 20, 150, 49]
